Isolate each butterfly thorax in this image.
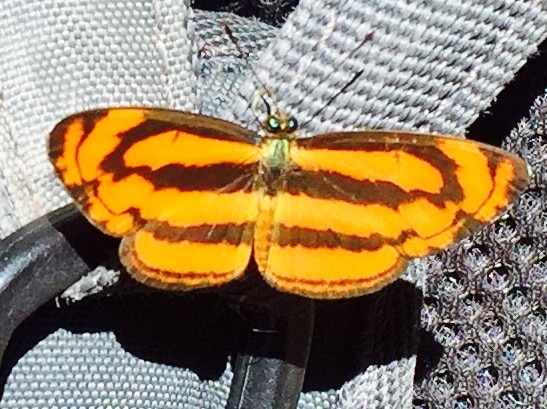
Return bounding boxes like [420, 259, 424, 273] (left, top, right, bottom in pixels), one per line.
[255, 113, 299, 196]
[257, 138, 292, 195]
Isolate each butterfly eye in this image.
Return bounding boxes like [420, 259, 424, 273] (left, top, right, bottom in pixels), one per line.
[287, 117, 298, 132]
[267, 116, 281, 133]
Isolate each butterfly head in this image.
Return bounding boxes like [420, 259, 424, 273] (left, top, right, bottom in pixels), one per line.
[263, 112, 299, 140]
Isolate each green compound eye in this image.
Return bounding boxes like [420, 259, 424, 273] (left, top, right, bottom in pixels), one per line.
[267, 116, 281, 132]
[287, 117, 298, 132]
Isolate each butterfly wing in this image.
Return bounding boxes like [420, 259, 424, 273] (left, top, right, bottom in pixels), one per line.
[259, 131, 529, 299]
[49, 108, 261, 290]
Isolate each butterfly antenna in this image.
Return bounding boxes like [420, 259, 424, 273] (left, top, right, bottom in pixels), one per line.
[299, 32, 373, 129]
[261, 95, 272, 116]
[222, 22, 278, 121]
[300, 70, 364, 128]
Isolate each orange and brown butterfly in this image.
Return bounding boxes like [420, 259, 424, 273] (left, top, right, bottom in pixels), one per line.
[48, 107, 529, 299]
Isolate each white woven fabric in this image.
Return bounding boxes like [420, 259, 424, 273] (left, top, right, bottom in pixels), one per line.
[1, 0, 545, 408]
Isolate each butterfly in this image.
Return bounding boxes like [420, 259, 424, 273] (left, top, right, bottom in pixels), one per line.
[48, 107, 529, 299]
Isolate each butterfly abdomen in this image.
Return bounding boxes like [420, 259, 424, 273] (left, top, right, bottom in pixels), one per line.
[254, 192, 277, 273]
[253, 137, 293, 272]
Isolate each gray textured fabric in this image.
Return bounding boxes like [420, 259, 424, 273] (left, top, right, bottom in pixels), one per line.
[0, 0, 546, 408]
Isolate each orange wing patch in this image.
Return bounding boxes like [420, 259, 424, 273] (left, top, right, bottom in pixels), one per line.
[121, 222, 255, 289]
[49, 109, 529, 299]
[257, 131, 529, 298]
[49, 108, 261, 290]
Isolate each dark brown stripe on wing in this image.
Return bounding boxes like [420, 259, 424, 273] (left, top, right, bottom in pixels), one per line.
[274, 225, 411, 251]
[103, 162, 259, 193]
[274, 209, 484, 253]
[48, 121, 68, 162]
[49, 112, 107, 163]
[150, 222, 254, 245]
[479, 145, 529, 195]
[49, 110, 110, 160]
[287, 169, 464, 208]
[81, 109, 111, 137]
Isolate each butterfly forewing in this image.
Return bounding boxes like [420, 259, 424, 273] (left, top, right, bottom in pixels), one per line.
[49, 108, 262, 290]
[259, 131, 529, 298]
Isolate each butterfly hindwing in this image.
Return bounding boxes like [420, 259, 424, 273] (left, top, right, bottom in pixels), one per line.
[120, 221, 256, 290]
[259, 131, 529, 298]
[49, 108, 262, 289]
